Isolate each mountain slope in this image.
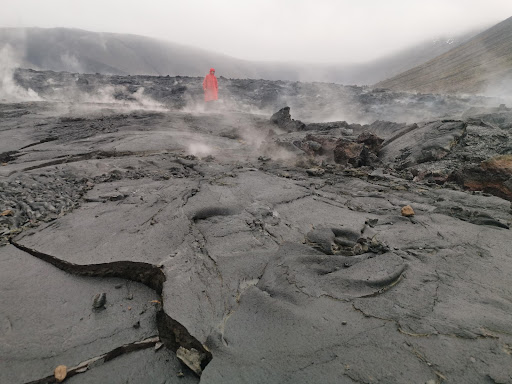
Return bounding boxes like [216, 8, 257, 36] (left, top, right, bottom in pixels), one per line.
[0, 27, 258, 77]
[376, 16, 512, 94]
[343, 29, 480, 85]
[0, 27, 483, 85]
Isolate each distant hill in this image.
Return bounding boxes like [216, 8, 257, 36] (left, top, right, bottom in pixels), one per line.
[340, 29, 480, 85]
[376, 17, 512, 95]
[0, 27, 483, 85]
[0, 27, 267, 78]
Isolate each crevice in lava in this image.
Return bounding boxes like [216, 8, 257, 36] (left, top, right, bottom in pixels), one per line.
[10, 239, 213, 377]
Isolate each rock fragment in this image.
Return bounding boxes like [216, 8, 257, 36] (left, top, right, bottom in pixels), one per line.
[93, 293, 107, 309]
[155, 342, 164, 351]
[306, 167, 325, 176]
[356, 131, 384, 152]
[333, 140, 366, 166]
[270, 107, 305, 132]
[458, 155, 512, 201]
[401, 205, 415, 217]
[54, 365, 67, 382]
[176, 347, 204, 376]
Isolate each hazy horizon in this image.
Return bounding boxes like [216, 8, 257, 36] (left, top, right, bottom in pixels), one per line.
[2, 0, 512, 64]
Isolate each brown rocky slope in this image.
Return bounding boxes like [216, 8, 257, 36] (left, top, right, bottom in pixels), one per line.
[376, 16, 512, 94]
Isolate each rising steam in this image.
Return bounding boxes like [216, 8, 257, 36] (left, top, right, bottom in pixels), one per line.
[0, 45, 41, 102]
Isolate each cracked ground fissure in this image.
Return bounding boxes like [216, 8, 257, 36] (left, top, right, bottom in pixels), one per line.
[9, 239, 212, 381]
[24, 337, 160, 384]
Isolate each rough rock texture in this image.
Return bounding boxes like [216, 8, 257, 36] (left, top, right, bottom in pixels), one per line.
[453, 155, 512, 201]
[11, 68, 502, 124]
[270, 106, 306, 132]
[1, 70, 512, 384]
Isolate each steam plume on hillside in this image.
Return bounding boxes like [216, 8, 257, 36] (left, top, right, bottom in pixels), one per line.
[0, 45, 41, 102]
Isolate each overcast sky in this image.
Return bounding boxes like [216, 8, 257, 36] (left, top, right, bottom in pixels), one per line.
[1, 0, 512, 63]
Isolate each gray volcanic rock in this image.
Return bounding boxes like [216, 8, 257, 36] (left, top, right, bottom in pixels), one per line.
[0, 245, 165, 384]
[373, 112, 512, 200]
[1, 70, 512, 384]
[333, 139, 373, 166]
[11, 68, 502, 124]
[66, 347, 198, 384]
[379, 120, 467, 167]
[270, 106, 306, 132]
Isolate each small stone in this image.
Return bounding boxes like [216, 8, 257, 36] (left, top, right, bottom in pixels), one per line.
[54, 365, 67, 382]
[177, 371, 185, 378]
[1, 209, 13, 216]
[126, 293, 133, 300]
[133, 321, 140, 329]
[114, 284, 123, 289]
[99, 192, 125, 201]
[342, 321, 347, 325]
[92, 293, 107, 309]
[401, 205, 415, 217]
[155, 342, 164, 351]
[176, 347, 204, 375]
[470, 357, 476, 363]
[353, 243, 363, 255]
[306, 167, 325, 176]
[366, 218, 378, 228]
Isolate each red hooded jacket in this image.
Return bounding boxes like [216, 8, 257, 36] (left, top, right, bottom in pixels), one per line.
[203, 68, 218, 101]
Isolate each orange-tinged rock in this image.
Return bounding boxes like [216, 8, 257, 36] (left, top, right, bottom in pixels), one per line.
[1, 210, 13, 216]
[458, 155, 512, 201]
[54, 365, 67, 382]
[481, 155, 512, 175]
[401, 205, 415, 217]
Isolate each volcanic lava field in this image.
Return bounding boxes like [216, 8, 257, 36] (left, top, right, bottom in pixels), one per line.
[1, 69, 512, 384]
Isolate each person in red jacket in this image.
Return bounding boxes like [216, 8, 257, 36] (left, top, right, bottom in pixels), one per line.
[203, 68, 218, 102]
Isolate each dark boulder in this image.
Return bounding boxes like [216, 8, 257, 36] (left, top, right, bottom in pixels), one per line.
[299, 135, 339, 156]
[356, 131, 384, 153]
[451, 155, 512, 201]
[333, 140, 368, 166]
[270, 107, 306, 132]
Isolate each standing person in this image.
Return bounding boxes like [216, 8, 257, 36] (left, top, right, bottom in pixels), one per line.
[203, 68, 218, 102]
